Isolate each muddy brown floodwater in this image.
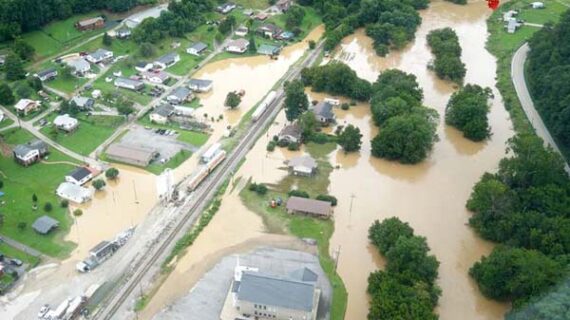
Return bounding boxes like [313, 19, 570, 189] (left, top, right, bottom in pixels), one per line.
[329, 1, 512, 319]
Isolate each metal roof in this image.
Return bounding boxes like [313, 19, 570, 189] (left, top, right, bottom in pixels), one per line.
[89, 48, 112, 61]
[68, 167, 91, 182]
[32, 215, 59, 234]
[288, 155, 317, 170]
[189, 42, 207, 52]
[13, 144, 33, 157]
[152, 104, 175, 117]
[286, 197, 332, 217]
[37, 68, 57, 77]
[188, 78, 213, 88]
[237, 271, 316, 312]
[156, 52, 179, 65]
[313, 101, 335, 120]
[169, 87, 191, 100]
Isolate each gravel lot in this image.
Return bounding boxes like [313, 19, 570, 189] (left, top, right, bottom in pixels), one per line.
[153, 246, 332, 320]
[120, 126, 197, 162]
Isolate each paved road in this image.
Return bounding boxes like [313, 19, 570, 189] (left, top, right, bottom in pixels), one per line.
[511, 43, 570, 173]
[0, 236, 43, 258]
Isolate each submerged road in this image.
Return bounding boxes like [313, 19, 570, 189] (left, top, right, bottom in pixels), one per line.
[511, 43, 570, 173]
[93, 41, 325, 320]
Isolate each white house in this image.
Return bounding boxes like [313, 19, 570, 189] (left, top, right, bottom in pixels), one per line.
[167, 87, 193, 105]
[149, 104, 175, 124]
[115, 77, 144, 91]
[186, 42, 208, 56]
[135, 61, 153, 73]
[67, 58, 91, 76]
[86, 48, 114, 64]
[142, 71, 170, 84]
[0, 110, 4, 123]
[531, 2, 545, 9]
[65, 167, 93, 186]
[35, 68, 58, 82]
[54, 114, 79, 132]
[56, 182, 93, 204]
[235, 25, 249, 37]
[154, 52, 180, 69]
[226, 38, 250, 54]
[188, 79, 213, 92]
[14, 99, 40, 115]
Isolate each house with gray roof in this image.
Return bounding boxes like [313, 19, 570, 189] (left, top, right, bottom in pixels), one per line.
[186, 42, 208, 56]
[32, 216, 59, 235]
[286, 196, 332, 218]
[287, 155, 317, 176]
[114, 77, 144, 91]
[257, 44, 281, 56]
[67, 58, 91, 76]
[35, 68, 58, 81]
[188, 79, 213, 92]
[278, 123, 302, 144]
[149, 104, 175, 124]
[116, 27, 131, 39]
[86, 48, 113, 64]
[167, 87, 193, 105]
[233, 271, 320, 320]
[71, 96, 95, 110]
[312, 101, 335, 125]
[154, 52, 180, 69]
[13, 139, 48, 166]
[56, 182, 93, 204]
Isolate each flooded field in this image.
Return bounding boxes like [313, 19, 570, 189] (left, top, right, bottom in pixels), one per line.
[329, 1, 512, 319]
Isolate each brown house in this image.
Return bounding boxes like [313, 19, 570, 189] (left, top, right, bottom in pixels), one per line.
[75, 17, 105, 31]
[286, 196, 333, 219]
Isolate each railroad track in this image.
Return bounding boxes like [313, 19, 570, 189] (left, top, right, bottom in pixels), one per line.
[94, 40, 325, 320]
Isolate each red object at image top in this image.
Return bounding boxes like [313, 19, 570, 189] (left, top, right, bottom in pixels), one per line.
[487, 0, 500, 10]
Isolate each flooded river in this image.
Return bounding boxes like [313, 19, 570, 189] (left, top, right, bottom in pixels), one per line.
[329, 1, 512, 319]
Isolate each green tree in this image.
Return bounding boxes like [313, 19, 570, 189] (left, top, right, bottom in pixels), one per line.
[61, 65, 73, 80]
[139, 42, 156, 57]
[5, 54, 25, 81]
[14, 82, 33, 98]
[0, 83, 15, 105]
[285, 5, 305, 29]
[32, 193, 38, 203]
[337, 124, 362, 152]
[445, 84, 492, 141]
[93, 179, 106, 191]
[249, 34, 257, 53]
[102, 32, 112, 46]
[105, 167, 120, 180]
[13, 38, 35, 60]
[386, 236, 440, 285]
[44, 202, 53, 212]
[371, 111, 438, 164]
[298, 111, 317, 138]
[301, 62, 372, 101]
[225, 91, 241, 109]
[60, 199, 69, 208]
[73, 209, 83, 217]
[17, 222, 26, 231]
[427, 28, 466, 83]
[470, 246, 563, 303]
[308, 40, 316, 49]
[284, 80, 309, 121]
[368, 217, 415, 254]
[27, 76, 43, 91]
[218, 15, 236, 35]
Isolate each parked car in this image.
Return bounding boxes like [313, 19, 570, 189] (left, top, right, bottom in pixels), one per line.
[10, 258, 23, 266]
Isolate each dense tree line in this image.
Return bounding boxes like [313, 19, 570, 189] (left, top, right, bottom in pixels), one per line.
[298, 0, 425, 55]
[367, 217, 440, 320]
[527, 10, 570, 152]
[0, 0, 151, 42]
[466, 134, 570, 313]
[131, 0, 213, 43]
[369, 70, 439, 164]
[426, 28, 466, 83]
[301, 62, 372, 101]
[445, 84, 492, 141]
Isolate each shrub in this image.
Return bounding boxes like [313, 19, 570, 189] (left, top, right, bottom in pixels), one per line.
[288, 190, 310, 198]
[249, 183, 268, 195]
[287, 142, 300, 151]
[277, 139, 290, 148]
[73, 209, 83, 217]
[44, 202, 53, 212]
[17, 222, 26, 231]
[267, 141, 276, 152]
[316, 194, 338, 206]
[0, 180, 3, 189]
[60, 200, 69, 208]
[341, 103, 350, 110]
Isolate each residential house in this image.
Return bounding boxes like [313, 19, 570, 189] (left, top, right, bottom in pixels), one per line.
[0, 110, 4, 123]
[217, 2, 236, 14]
[32, 216, 59, 235]
[65, 167, 93, 186]
[255, 12, 269, 21]
[506, 18, 521, 33]
[67, 58, 91, 76]
[276, 0, 294, 11]
[531, 2, 545, 9]
[90, 241, 118, 262]
[230, 268, 320, 320]
[258, 24, 283, 39]
[287, 155, 317, 176]
[312, 101, 335, 125]
[75, 17, 104, 31]
[0, 54, 5, 65]
[503, 10, 518, 22]
[188, 79, 213, 92]
[142, 70, 170, 84]
[114, 77, 144, 91]
[149, 104, 175, 124]
[226, 38, 250, 54]
[167, 87, 193, 105]
[13, 139, 48, 166]
[54, 114, 79, 132]
[257, 44, 281, 56]
[154, 52, 180, 69]
[35, 68, 58, 81]
[71, 96, 95, 110]
[116, 27, 131, 39]
[14, 99, 40, 115]
[135, 61, 153, 73]
[106, 143, 157, 167]
[56, 182, 93, 204]
[286, 196, 333, 219]
[186, 42, 208, 56]
[278, 123, 302, 144]
[235, 25, 249, 37]
[86, 48, 113, 64]
[277, 31, 295, 41]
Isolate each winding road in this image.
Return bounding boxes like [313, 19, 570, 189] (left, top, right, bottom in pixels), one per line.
[511, 42, 570, 173]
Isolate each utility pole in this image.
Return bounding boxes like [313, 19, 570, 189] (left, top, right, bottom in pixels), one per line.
[132, 179, 139, 204]
[334, 245, 341, 271]
[348, 193, 356, 225]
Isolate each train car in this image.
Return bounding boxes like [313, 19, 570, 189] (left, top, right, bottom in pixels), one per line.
[201, 143, 222, 164]
[252, 90, 277, 122]
[187, 166, 209, 192]
[206, 150, 226, 172]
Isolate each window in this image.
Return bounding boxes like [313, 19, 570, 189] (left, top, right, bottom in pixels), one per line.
[264, 305, 267, 310]
[254, 311, 258, 315]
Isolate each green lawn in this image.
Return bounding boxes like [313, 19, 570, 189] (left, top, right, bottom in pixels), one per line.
[39, 113, 125, 155]
[147, 149, 193, 175]
[0, 128, 77, 257]
[92, 70, 152, 105]
[46, 72, 89, 94]
[0, 242, 41, 268]
[516, 0, 569, 24]
[233, 0, 271, 9]
[0, 117, 14, 129]
[267, 5, 322, 40]
[238, 141, 347, 320]
[138, 115, 211, 147]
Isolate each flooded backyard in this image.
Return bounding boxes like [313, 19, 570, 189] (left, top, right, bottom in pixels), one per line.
[147, 1, 514, 320]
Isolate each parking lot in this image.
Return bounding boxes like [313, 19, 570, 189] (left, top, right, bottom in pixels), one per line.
[119, 125, 198, 163]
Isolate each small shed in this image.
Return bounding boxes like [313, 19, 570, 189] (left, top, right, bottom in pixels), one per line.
[286, 196, 333, 218]
[287, 155, 317, 176]
[32, 215, 59, 234]
[257, 44, 281, 56]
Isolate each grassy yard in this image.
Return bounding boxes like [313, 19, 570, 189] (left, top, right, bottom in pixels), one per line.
[0, 128, 77, 257]
[0, 117, 14, 130]
[486, 0, 569, 136]
[92, 70, 152, 105]
[0, 242, 41, 268]
[46, 72, 89, 94]
[39, 112, 125, 155]
[147, 149, 193, 175]
[138, 116, 211, 147]
[267, 5, 322, 40]
[233, 0, 271, 9]
[238, 142, 347, 320]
